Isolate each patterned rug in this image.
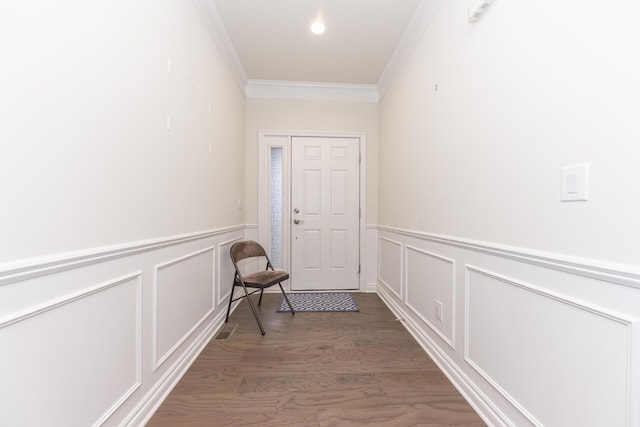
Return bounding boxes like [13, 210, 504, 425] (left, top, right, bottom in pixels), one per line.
[276, 292, 359, 313]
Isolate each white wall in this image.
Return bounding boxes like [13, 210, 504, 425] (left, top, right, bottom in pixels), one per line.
[378, 1, 640, 425]
[379, 0, 640, 266]
[0, 0, 245, 262]
[245, 97, 379, 224]
[0, 1, 246, 425]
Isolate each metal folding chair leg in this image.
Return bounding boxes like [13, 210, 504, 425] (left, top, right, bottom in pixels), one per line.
[241, 284, 266, 335]
[279, 283, 295, 315]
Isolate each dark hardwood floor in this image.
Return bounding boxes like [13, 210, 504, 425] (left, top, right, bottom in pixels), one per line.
[147, 293, 485, 426]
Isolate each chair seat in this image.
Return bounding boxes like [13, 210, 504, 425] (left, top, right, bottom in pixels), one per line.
[238, 270, 290, 288]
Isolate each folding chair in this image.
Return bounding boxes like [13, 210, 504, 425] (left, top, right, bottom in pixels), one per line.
[225, 240, 295, 335]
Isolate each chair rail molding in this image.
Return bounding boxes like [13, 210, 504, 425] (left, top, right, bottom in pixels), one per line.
[0, 224, 251, 426]
[377, 225, 640, 289]
[375, 224, 640, 426]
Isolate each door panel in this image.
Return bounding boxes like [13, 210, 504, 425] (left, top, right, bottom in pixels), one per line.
[291, 137, 359, 290]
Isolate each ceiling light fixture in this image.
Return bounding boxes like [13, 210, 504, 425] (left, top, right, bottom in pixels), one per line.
[309, 19, 327, 35]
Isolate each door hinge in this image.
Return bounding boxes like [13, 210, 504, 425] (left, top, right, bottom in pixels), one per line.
[358, 264, 361, 274]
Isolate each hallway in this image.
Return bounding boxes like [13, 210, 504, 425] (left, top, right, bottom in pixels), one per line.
[148, 293, 485, 426]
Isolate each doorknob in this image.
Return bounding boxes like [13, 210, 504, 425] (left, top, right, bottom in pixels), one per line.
[293, 219, 304, 225]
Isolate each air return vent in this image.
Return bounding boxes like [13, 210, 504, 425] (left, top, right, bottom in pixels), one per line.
[213, 323, 238, 342]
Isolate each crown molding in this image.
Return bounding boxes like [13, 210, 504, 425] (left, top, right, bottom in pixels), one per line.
[246, 80, 379, 103]
[377, 0, 444, 100]
[191, 0, 248, 92]
[193, 0, 441, 102]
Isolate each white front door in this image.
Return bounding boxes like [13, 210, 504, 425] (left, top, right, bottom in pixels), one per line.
[290, 136, 360, 290]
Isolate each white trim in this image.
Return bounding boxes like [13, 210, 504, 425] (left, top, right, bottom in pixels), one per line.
[364, 224, 379, 292]
[0, 272, 144, 427]
[246, 80, 379, 103]
[377, 225, 640, 289]
[191, 0, 248, 92]
[124, 309, 229, 426]
[152, 246, 216, 371]
[378, 236, 403, 300]
[377, 0, 444, 99]
[217, 236, 244, 305]
[258, 130, 368, 292]
[405, 245, 456, 350]
[192, 0, 444, 101]
[258, 137, 291, 275]
[0, 225, 245, 287]
[376, 284, 511, 427]
[464, 264, 640, 426]
[244, 224, 259, 241]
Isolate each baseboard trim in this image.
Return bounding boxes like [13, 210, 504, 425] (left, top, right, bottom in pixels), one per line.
[363, 282, 377, 293]
[124, 300, 242, 426]
[376, 284, 511, 427]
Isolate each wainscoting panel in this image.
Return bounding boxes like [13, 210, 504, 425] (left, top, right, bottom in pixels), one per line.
[364, 225, 378, 292]
[378, 236, 402, 299]
[0, 273, 141, 427]
[465, 266, 636, 426]
[217, 235, 243, 306]
[376, 226, 640, 427]
[0, 225, 247, 427]
[405, 245, 455, 348]
[153, 246, 215, 370]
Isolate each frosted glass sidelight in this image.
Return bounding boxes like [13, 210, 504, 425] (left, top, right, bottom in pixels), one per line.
[269, 148, 283, 268]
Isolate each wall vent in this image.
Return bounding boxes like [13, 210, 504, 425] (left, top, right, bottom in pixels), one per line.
[213, 323, 238, 342]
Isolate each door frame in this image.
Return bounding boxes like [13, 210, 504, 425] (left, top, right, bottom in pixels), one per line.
[258, 129, 367, 292]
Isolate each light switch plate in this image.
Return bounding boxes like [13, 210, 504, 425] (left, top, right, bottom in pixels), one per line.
[561, 163, 589, 201]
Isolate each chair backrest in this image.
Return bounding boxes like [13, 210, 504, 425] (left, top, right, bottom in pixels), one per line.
[230, 240, 268, 263]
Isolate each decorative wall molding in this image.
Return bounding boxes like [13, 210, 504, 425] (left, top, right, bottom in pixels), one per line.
[464, 265, 640, 426]
[152, 246, 216, 371]
[376, 224, 640, 426]
[0, 225, 245, 287]
[0, 271, 140, 330]
[217, 236, 244, 305]
[191, 0, 248, 91]
[364, 225, 379, 292]
[0, 272, 143, 427]
[96, 273, 143, 426]
[377, 0, 444, 99]
[244, 224, 259, 242]
[246, 80, 379, 103]
[378, 225, 640, 289]
[376, 284, 508, 427]
[124, 309, 229, 426]
[0, 225, 250, 426]
[378, 236, 403, 299]
[405, 245, 456, 349]
[192, 0, 445, 102]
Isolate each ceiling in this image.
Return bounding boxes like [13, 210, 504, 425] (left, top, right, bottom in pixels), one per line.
[211, 0, 427, 87]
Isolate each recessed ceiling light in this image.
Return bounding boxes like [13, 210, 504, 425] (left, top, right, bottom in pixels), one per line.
[309, 19, 327, 35]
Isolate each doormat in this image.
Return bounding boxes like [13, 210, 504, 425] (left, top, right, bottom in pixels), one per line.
[277, 292, 359, 313]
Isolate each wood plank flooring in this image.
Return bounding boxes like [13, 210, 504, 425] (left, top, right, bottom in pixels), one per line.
[147, 293, 485, 426]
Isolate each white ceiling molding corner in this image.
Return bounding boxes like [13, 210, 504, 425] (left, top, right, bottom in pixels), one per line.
[376, 0, 444, 100]
[245, 80, 379, 103]
[191, 0, 248, 92]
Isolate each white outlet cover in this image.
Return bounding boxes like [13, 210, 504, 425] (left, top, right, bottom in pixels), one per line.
[561, 163, 588, 202]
